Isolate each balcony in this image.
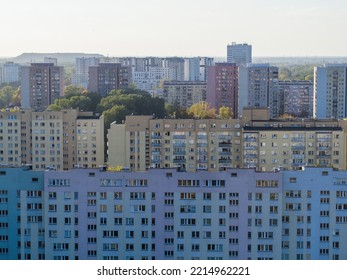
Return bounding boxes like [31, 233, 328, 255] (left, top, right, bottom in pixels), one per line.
[173, 142, 186, 147]
[173, 151, 186, 156]
[317, 138, 332, 142]
[243, 137, 257, 142]
[317, 146, 331, 150]
[218, 142, 232, 147]
[244, 145, 257, 150]
[151, 142, 161, 147]
[173, 135, 186, 139]
[219, 159, 231, 164]
[291, 137, 305, 142]
[197, 142, 208, 147]
[244, 154, 257, 158]
[151, 134, 161, 139]
[173, 159, 186, 164]
[291, 146, 305, 151]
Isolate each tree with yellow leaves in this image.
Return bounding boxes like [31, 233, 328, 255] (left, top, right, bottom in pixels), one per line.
[187, 101, 216, 119]
[219, 106, 233, 119]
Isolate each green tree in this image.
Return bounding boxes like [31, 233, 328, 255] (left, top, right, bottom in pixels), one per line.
[64, 85, 86, 96]
[69, 95, 92, 111]
[0, 86, 16, 108]
[103, 105, 129, 131]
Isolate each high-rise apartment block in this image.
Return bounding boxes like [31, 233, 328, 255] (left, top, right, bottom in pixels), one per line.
[1, 166, 347, 260]
[314, 64, 347, 119]
[207, 63, 238, 118]
[279, 80, 314, 118]
[227, 43, 252, 66]
[0, 109, 104, 170]
[88, 63, 131, 96]
[72, 57, 100, 89]
[163, 81, 207, 108]
[107, 111, 347, 172]
[239, 64, 279, 118]
[21, 63, 64, 111]
[1, 62, 20, 84]
[184, 57, 214, 82]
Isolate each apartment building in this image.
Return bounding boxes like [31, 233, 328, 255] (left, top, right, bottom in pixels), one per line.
[314, 64, 347, 119]
[238, 64, 279, 118]
[0, 167, 44, 260]
[21, 63, 64, 111]
[0, 109, 104, 170]
[163, 81, 207, 108]
[279, 80, 314, 118]
[108, 111, 347, 172]
[184, 57, 214, 82]
[72, 57, 100, 88]
[2, 166, 347, 260]
[242, 123, 345, 171]
[206, 63, 238, 118]
[88, 63, 131, 96]
[107, 116, 243, 172]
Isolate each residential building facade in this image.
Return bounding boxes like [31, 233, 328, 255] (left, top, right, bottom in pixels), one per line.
[0, 109, 104, 170]
[163, 81, 207, 108]
[279, 80, 314, 118]
[21, 63, 65, 111]
[108, 113, 347, 172]
[239, 64, 279, 118]
[314, 64, 347, 119]
[88, 63, 131, 96]
[184, 57, 214, 82]
[206, 63, 238, 118]
[1, 166, 347, 260]
[72, 57, 100, 89]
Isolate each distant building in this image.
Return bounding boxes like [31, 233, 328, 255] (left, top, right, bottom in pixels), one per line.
[21, 63, 64, 111]
[184, 57, 214, 81]
[2, 62, 20, 84]
[44, 57, 58, 66]
[314, 64, 347, 119]
[163, 81, 207, 108]
[227, 43, 252, 66]
[206, 63, 238, 118]
[88, 63, 131, 96]
[164, 57, 185, 81]
[279, 80, 314, 118]
[72, 57, 99, 88]
[238, 64, 279, 118]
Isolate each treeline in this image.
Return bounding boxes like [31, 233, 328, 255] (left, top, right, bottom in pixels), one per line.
[278, 64, 315, 81]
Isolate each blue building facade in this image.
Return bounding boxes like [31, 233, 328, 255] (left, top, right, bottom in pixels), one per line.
[1, 166, 347, 260]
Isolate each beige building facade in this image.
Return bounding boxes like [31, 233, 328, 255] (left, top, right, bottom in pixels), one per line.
[0, 109, 104, 170]
[108, 111, 347, 172]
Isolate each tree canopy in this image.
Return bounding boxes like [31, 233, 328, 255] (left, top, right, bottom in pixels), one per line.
[187, 101, 216, 119]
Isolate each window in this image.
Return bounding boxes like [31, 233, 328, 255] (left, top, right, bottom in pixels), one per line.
[289, 178, 297, 183]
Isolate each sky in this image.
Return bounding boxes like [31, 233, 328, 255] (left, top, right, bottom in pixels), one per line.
[1, 0, 347, 57]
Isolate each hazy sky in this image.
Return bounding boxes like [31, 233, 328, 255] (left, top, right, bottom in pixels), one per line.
[1, 0, 347, 57]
